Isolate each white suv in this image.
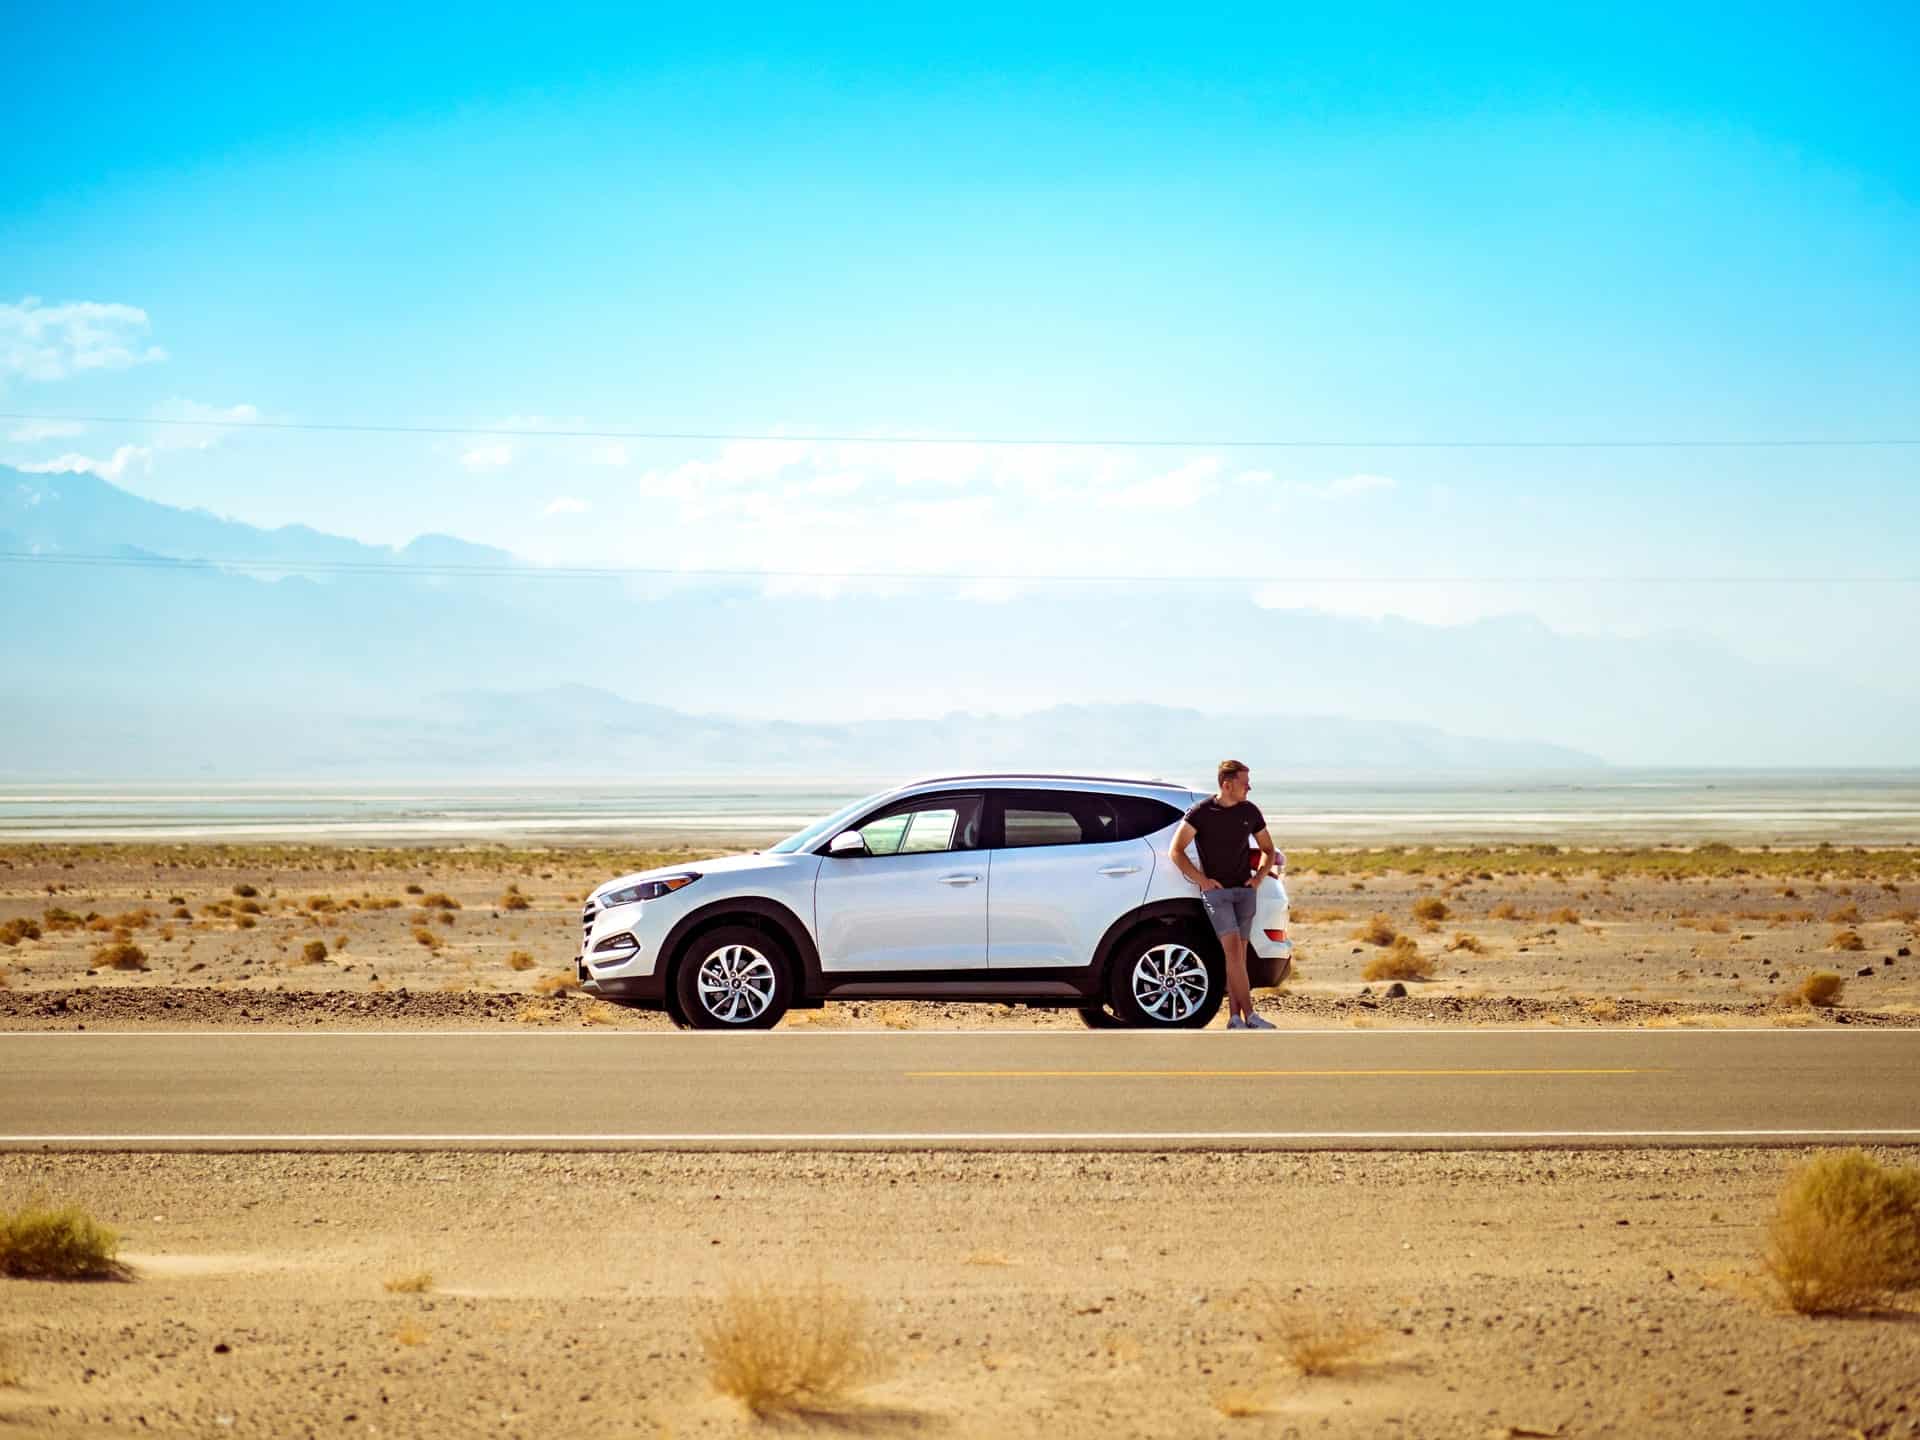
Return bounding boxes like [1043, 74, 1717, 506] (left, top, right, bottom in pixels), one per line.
[578, 774, 1292, 1029]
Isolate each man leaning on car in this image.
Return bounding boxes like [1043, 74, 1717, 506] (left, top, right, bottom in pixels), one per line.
[1169, 759, 1279, 1030]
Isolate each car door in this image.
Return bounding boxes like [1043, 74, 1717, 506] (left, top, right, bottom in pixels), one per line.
[811, 791, 988, 972]
[985, 789, 1156, 968]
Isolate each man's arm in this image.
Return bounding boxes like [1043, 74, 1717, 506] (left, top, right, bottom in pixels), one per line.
[1248, 827, 1280, 885]
[1168, 821, 1219, 891]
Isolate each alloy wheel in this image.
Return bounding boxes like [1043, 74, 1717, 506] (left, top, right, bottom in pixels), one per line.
[695, 943, 777, 1024]
[1130, 942, 1210, 1023]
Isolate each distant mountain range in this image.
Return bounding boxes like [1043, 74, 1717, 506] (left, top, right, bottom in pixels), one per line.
[5, 465, 1914, 773]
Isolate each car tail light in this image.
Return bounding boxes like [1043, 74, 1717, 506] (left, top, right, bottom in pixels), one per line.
[1263, 929, 1287, 942]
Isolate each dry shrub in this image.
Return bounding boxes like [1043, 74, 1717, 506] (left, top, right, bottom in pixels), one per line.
[699, 1280, 889, 1418]
[500, 887, 531, 911]
[0, 918, 42, 946]
[90, 942, 148, 972]
[1583, 997, 1620, 1021]
[383, 1271, 434, 1294]
[1762, 1150, 1920, 1314]
[1351, 914, 1398, 947]
[235, 914, 257, 930]
[534, 973, 580, 996]
[1548, 907, 1581, 925]
[506, 949, 536, 971]
[405, 883, 425, 895]
[0, 1203, 123, 1279]
[232, 883, 258, 898]
[1410, 897, 1449, 922]
[1779, 972, 1846, 1008]
[1362, 936, 1435, 982]
[411, 927, 442, 950]
[1829, 929, 1866, 952]
[1831, 903, 1862, 924]
[1489, 901, 1531, 921]
[581, 1000, 619, 1026]
[1444, 932, 1485, 954]
[41, 907, 82, 931]
[419, 892, 461, 911]
[300, 940, 329, 965]
[1266, 1305, 1383, 1377]
[516, 1001, 558, 1024]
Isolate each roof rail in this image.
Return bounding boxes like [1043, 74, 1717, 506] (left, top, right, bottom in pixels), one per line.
[900, 773, 1183, 790]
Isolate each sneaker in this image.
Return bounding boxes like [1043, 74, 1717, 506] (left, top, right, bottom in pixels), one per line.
[1245, 1013, 1277, 1031]
[1226, 1015, 1248, 1030]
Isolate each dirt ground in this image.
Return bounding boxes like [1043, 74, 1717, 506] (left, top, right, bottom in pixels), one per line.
[1, 843, 1915, 1030]
[3, 1148, 1918, 1439]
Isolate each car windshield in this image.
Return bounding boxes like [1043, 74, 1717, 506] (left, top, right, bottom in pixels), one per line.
[765, 789, 891, 854]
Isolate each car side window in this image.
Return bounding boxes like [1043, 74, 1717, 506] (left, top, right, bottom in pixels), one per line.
[999, 790, 1121, 848]
[1109, 795, 1184, 840]
[854, 794, 983, 856]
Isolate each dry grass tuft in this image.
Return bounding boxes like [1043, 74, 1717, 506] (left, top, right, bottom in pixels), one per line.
[534, 973, 580, 996]
[1548, 906, 1582, 925]
[699, 1280, 889, 1418]
[1489, 901, 1532, 921]
[581, 1000, 620, 1026]
[89, 941, 148, 972]
[1410, 897, 1449, 922]
[0, 1202, 123, 1280]
[516, 1001, 558, 1024]
[1781, 971, 1846, 1008]
[0, 918, 42, 947]
[1829, 929, 1866, 952]
[1266, 1305, 1384, 1377]
[300, 939, 329, 965]
[500, 886, 531, 911]
[1362, 936, 1435, 982]
[1762, 1150, 1920, 1314]
[1444, 931, 1486, 954]
[418, 892, 462, 911]
[1351, 914, 1399, 947]
[383, 1271, 434, 1294]
[411, 927, 442, 950]
[506, 949, 536, 971]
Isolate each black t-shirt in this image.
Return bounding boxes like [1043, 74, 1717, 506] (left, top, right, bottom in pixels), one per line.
[1181, 797, 1267, 888]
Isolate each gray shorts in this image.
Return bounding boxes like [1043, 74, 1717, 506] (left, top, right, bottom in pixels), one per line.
[1200, 885, 1257, 941]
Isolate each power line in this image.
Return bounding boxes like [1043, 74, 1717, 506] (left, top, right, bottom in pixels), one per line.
[4, 412, 1918, 450]
[3, 551, 1914, 585]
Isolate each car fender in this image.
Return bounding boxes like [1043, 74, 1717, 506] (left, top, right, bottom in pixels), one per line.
[657, 896, 822, 994]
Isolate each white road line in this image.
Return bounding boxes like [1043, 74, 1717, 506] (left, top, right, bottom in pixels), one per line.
[1, 1029, 1912, 1039]
[6, 1129, 1920, 1143]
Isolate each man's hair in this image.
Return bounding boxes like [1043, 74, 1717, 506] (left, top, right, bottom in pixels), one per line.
[1217, 759, 1248, 785]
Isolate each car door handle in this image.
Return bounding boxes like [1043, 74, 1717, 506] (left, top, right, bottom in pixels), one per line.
[938, 873, 982, 886]
[1098, 864, 1141, 877]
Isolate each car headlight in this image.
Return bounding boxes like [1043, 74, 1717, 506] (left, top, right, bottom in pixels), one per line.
[597, 873, 700, 908]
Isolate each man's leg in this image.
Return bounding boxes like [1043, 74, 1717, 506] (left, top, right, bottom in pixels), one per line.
[1222, 929, 1253, 1022]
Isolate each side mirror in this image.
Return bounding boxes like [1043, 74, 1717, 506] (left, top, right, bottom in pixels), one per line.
[827, 830, 869, 858]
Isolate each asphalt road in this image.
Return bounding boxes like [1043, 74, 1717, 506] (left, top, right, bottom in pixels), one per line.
[4, 1029, 1918, 1151]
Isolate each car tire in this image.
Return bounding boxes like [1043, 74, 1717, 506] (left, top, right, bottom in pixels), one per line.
[1107, 926, 1223, 1029]
[673, 924, 793, 1030]
[1075, 1003, 1125, 1029]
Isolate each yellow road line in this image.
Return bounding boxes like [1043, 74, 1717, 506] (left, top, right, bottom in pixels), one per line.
[907, 1067, 1646, 1079]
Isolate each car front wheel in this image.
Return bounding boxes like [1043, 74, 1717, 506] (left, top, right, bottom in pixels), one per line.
[1107, 928, 1223, 1029]
[673, 925, 793, 1030]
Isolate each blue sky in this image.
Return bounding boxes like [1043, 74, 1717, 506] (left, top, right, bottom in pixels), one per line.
[4, 1, 1918, 673]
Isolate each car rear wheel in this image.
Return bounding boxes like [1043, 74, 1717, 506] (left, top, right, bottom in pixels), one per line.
[673, 925, 793, 1030]
[1107, 928, 1222, 1029]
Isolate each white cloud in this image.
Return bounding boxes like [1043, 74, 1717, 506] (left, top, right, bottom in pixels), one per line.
[543, 496, 589, 516]
[1276, 472, 1398, 501]
[1106, 457, 1221, 510]
[18, 444, 152, 480]
[461, 442, 513, 470]
[0, 297, 167, 382]
[149, 398, 260, 451]
[588, 443, 631, 467]
[6, 418, 85, 443]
